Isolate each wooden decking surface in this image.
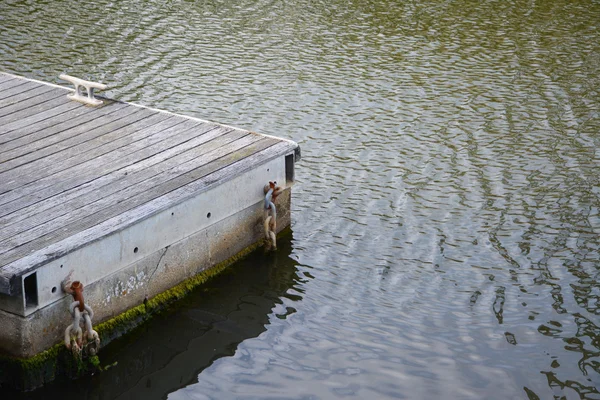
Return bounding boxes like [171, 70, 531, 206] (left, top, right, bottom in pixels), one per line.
[0, 72, 297, 292]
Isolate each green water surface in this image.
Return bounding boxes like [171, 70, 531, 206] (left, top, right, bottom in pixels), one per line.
[1, 0, 600, 398]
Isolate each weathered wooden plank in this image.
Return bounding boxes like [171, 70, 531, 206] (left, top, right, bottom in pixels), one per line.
[0, 94, 78, 127]
[0, 136, 281, 261]
[0, 124, 236, 223]
[0, 84, 57, 110]
[0, 75, 14, 84]
[0, 113, 178, 192]
[0, 109, 158, 191]
[0, 77, 30, 93]
[0, 107, 164, 166]
[0, 106, 147, 177]
[0, 124, 225, 225]
[0, 101, 82, 145]
[0, 101, 126, 146]
[0, 140, 295, 278]
[0, 108, 162, 176]
[0, 119, 205, 209]
[0, 132, 258, 246]
[0, 127, 245, 230]
[0, 81, 44, 101]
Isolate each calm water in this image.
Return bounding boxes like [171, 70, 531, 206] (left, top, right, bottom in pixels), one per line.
[2, 0, 600, 398]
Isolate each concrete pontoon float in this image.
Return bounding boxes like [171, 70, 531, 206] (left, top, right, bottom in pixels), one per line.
[0, 72, 299, 388]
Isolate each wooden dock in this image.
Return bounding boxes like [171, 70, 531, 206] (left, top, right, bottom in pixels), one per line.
[0, 72, 299, 362]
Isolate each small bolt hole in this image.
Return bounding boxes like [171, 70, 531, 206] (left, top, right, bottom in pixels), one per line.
[267, 168, 270, 172]
[60, 264, 63, 268]
[207, 212, 211, 218]
[171, 212, 174, 216]
[134, 247, 139, 253]
[51, 287, 57, 294]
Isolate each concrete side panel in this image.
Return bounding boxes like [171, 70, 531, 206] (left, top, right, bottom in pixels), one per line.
[0, 291, 24, 315]
[0, 188, 291, 358]
[25, 156, 286, 316]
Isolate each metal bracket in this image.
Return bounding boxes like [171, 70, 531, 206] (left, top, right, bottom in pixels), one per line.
[59, 74, 107, 106]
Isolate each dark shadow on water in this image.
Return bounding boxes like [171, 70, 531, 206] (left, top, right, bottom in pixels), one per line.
[13, 232, 299, 400]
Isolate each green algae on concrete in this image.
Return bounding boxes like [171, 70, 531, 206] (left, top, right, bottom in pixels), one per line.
[0, 343, 100, 391]
[95, 236, 270, 344]
[0, 236, 279, 391]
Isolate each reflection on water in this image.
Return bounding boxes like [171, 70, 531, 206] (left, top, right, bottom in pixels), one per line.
[1, 0, 600, 398]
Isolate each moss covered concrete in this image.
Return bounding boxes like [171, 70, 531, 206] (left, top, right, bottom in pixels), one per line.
[0, 343, 101, 391]
[0, 234, 281, 392]
[94, 236, 269, 344]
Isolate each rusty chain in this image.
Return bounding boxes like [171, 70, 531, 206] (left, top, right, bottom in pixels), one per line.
[264, 181, 282, 250]
[63, 280, 100, 358]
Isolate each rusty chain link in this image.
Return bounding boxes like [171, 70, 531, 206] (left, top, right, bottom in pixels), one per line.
[63, 280, 100, 358]
[264, 181, 282, 250]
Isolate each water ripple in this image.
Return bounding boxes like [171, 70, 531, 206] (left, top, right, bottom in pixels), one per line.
[2, 0, 600, 398]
